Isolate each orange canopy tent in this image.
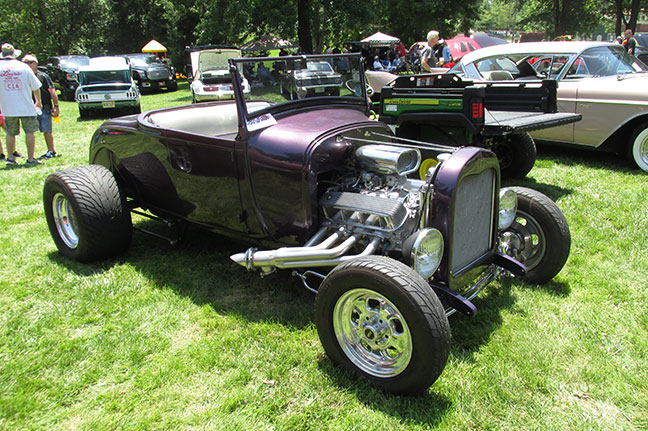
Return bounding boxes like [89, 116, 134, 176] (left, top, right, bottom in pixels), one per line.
[142, 39, 167, 57]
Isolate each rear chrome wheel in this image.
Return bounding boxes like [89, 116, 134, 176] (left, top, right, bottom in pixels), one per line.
[51, 193, 79, 249]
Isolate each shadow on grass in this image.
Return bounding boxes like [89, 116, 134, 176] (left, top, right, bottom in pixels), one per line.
[317, 359, 452, 427]
[46, 217, 569, 419]
[536, 143, 638, 175]
[46, 250, 125, 277]
[501, 175, 573, 201]
[129, 222, 316, 329]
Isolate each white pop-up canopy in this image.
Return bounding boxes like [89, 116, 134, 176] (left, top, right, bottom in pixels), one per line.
[360, 32, 400, 46]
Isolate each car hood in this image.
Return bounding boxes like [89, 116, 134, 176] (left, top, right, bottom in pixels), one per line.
[248, 107, 378, 164]
[190, 49, 241, 75]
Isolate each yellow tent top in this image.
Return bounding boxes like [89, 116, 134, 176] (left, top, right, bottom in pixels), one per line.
[142, 39, 167, 53]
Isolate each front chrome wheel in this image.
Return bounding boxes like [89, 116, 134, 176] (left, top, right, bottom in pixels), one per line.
[499, 187, 570, 284]
[52, 192, 79, 249]
[500, 208, 546, 272]
[333, 288, 413, 377]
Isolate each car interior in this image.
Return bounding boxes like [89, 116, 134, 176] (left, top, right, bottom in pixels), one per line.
[144, 101, 271, 137]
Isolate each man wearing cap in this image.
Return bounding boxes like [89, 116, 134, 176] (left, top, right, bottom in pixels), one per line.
[23, 54, 59, 159]
[0, 43, 42, 166]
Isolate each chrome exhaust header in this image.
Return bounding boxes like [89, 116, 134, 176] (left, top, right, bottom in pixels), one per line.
[230, 214, 383, 273]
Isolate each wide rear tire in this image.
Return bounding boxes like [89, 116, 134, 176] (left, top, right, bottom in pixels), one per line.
[43, 165, 132, 262]
[315, 256, 450, 395]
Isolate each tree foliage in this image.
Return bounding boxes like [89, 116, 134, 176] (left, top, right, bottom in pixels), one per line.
[2, 0, 643, 66]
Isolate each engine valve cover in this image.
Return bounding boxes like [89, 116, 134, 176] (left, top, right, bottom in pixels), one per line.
[320, 191, 408, 230]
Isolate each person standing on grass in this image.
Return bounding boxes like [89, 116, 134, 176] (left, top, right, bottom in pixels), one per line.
[0, 43, 42, 166]
[23, 54, 59, 159]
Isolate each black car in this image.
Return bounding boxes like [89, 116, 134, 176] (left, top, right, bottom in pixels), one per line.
[124, 53, 177, 92]
[45, 55, 90, 101]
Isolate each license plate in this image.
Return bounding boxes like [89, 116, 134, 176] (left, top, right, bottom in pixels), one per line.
[315, 87, 325, 93]
[102, 101, 115, 108]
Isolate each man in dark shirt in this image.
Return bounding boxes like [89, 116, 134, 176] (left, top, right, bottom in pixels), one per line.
[623, 29, 637, 55]
[23, 54, 60, 158]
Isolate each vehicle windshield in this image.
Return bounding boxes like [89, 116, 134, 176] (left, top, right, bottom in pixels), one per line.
[59, 57, 89, 68]
[231, 53, 366, 115]
[564, 46, 648, 77]
[128, 56, 163, 67]
[79, 70, 131, 85]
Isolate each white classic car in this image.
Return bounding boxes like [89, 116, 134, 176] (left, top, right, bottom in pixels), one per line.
[75, 56, 141, 118]
[450, 41, 648, 172]
[189, 48, 250, 103]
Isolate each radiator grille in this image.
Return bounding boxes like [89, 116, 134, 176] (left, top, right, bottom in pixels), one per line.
[147, 69, 171, 80]
[450, 168, 495, 274]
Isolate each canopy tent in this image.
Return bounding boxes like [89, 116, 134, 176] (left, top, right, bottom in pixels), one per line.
[142, 39, 167, 57]
[240, 35, 297, 52]
[360, 32, 400, 47]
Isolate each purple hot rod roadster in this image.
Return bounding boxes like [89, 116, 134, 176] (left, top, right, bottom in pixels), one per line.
[43, 53, 571, 395]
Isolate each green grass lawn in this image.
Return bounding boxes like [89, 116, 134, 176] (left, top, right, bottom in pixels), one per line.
[1, 82, 647, 430]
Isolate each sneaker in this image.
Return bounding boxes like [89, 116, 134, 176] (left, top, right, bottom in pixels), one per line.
[25, 158, 42, 166]
[41, 150, 58, 159]
[12, 151, 24, 158]
[5, 157, 18, 166]
[0, 153, 5, 161]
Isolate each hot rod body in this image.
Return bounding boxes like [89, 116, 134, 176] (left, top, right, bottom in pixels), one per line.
[44, 54, 571, 395]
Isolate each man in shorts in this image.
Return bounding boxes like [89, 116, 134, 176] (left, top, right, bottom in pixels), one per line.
[0, 43, 42, 166]
[23, 54, 60, 159]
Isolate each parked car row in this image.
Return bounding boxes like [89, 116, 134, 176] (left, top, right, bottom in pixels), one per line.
[44, 53, 177, 119]
[448, 41, 648, 173]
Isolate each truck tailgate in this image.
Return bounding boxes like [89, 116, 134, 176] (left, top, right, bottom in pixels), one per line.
[483, 111, 582, 136]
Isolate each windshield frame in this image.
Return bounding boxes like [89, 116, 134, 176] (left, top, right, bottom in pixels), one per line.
[229, 53, 369, 128]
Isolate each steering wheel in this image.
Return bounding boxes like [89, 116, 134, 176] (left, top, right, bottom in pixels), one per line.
[345, 80, 373, 96]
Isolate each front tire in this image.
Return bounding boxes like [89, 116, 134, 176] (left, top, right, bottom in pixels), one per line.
[629, 124, 648, 172]
[315, 256, 450, 395]
[43, 165, 132, 262]
[488, 133, 537, 178]
[500, 187, 570, 284]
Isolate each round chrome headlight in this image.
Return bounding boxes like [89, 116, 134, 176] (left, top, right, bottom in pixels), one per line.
[408, 228, 444, 279]
[498, 188, 517, 230]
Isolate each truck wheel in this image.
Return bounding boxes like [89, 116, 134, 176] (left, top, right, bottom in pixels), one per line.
[315, 256, 450, 395]
[629, 123, 648, 172]
[43, 165, 132, 262]
[489, 133, 537, 178]
[500, 187, 570, 284]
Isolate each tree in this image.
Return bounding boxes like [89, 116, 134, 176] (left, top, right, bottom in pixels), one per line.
[0, 0, 111, 59]
[516, 0, 600, 39]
